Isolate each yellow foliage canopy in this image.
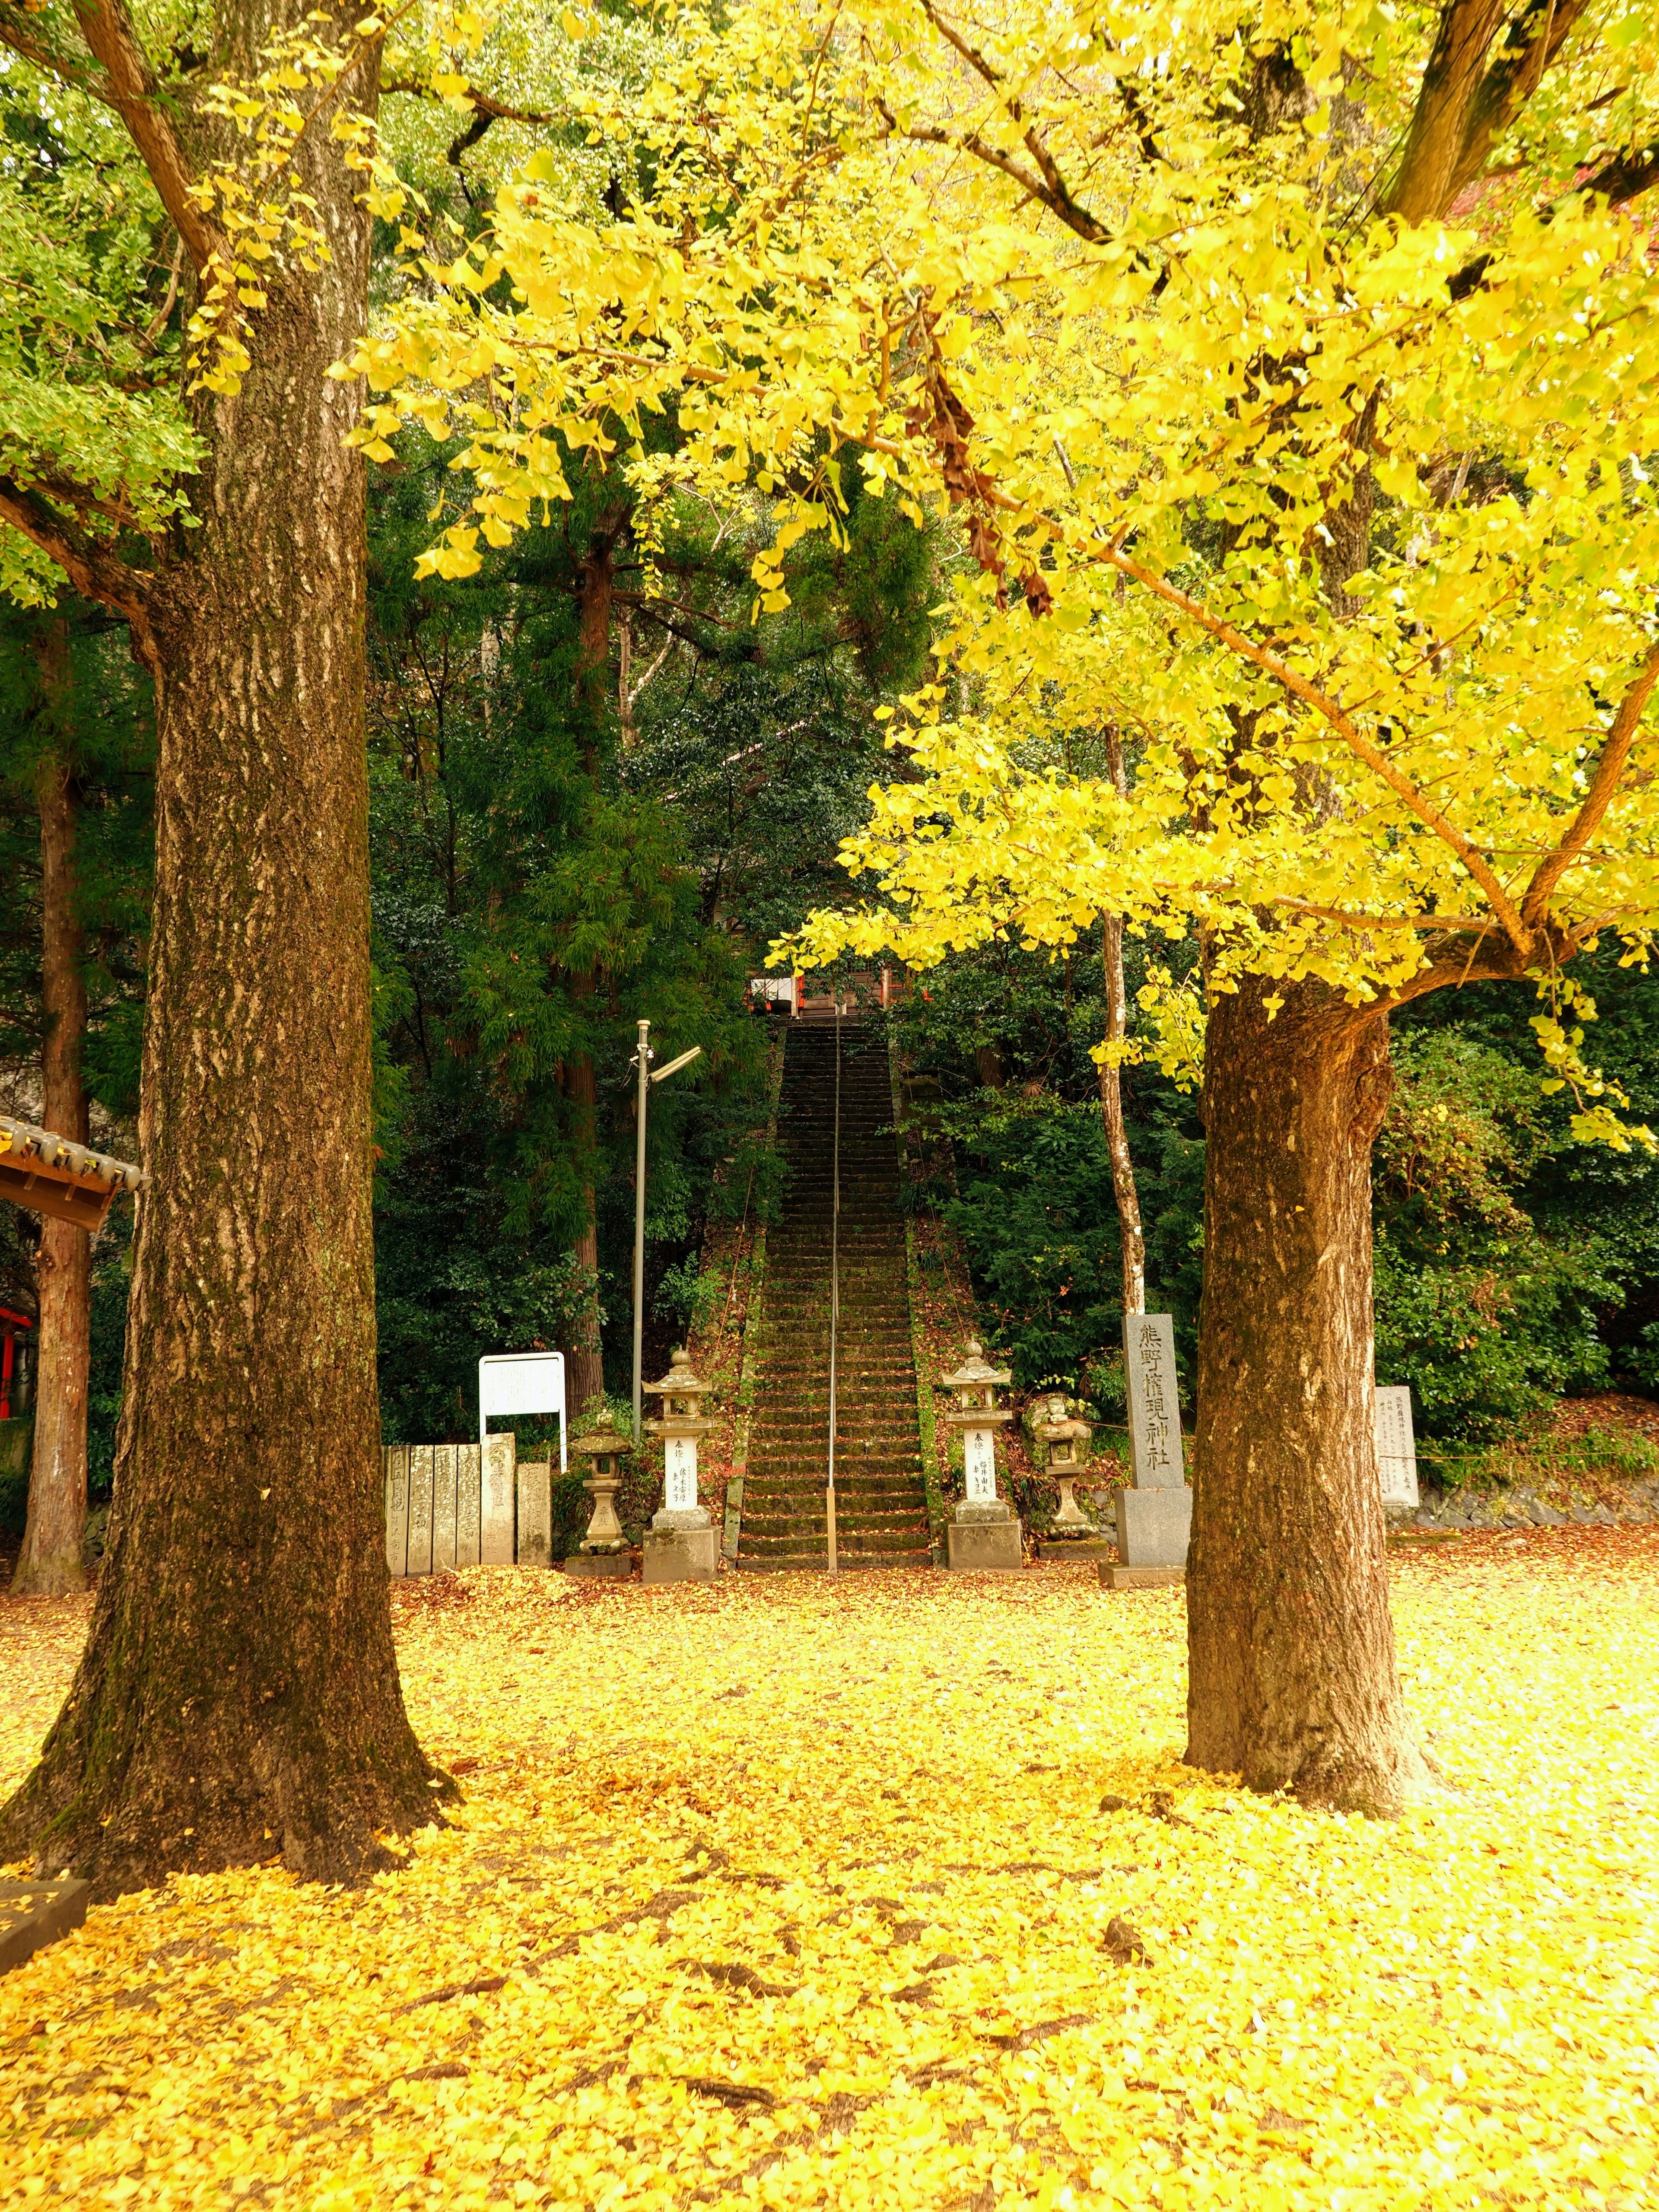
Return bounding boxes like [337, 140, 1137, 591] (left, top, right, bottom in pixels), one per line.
[344, 0, 1659, 1132]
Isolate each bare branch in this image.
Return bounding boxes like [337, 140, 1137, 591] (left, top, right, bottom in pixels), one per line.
[0, 475, 158, 669]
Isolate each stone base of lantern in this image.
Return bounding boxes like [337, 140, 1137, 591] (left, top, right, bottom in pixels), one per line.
[563, 1547, 632, 1579]
[1035, 1536, 1117, 1564]
[643, 1509, 718, 1585]
[946, 1502, 1024, 1573]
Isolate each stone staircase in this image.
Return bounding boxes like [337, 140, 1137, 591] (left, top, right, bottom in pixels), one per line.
[738, 1023, 932, 1572]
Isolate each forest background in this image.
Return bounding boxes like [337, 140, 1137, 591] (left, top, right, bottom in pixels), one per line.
[5, 0, 1659, 1563]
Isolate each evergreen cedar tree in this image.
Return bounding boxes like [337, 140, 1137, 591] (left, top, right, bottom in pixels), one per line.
[357, 0, 1659, 1815]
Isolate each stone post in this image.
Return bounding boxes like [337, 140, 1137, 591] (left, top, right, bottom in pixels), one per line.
[1106, 1312, 1191, 1589]
[564, 1429, 633, 1579]
[642, 1347, 718, 1584]
[942, 1339, 1022, 1572]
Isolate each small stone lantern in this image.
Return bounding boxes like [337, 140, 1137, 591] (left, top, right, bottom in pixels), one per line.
[1033, 1395, 1095, 1533]
[941, 1339, 1022, 1572]
[564, 1429, 633, 1579]
[641, 1346, 718, 1583]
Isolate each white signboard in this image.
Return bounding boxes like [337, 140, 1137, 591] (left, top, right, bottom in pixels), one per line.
[963, 1425, 998, 1502]
[1374, 1384, 1418, 1508]
[480, 1351, 567, 1471]
[664, 1434, 699, 1511]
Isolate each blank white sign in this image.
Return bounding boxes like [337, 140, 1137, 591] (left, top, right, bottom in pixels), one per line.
[480, 1352, 567, 1471]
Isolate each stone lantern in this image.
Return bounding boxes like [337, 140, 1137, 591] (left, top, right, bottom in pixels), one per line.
[941, 1339, 1022, 1572]
[641, 1346, 718, 1583]
[564, 1429, 633, 1579]
[1033, 1395, 1095, 1532]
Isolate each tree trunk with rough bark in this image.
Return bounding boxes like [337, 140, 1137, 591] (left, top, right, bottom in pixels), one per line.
[12, 628, 92, 1598]
[0, 12, 443, 1893]
[1186, 975, 1430, 1814]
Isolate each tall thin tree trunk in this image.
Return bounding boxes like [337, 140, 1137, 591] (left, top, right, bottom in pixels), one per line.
[12, 624, 92, 1597]
[0, 13, 442, 1893]
[559, 510, 628, 1418]
[1099, 730, 1145, 1318]
[1186, 974, 1430, 1815]
[1098, 912, 1144, 1319]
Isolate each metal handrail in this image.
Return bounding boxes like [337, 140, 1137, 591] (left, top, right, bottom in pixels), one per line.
[826, 992, 841, 1573]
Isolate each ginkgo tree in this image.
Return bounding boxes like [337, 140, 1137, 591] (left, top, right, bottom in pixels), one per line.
[0, 0, 619, 1891]
[349, 0, 1659, 1813]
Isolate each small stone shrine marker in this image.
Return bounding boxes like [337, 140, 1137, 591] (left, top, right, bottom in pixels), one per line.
[942, 1339, 1023, 1571]
[1375, 1385, 1419, 1509]
[1107, 1312, 1191, 1589]
[642, 1347, 718, 1583]
[565, 1429, 633, 1578]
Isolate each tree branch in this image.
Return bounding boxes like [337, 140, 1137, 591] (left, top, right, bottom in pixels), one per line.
[1382, 2, 1510, 222]
[68, 0, 222, 274]
[1519, 639, 1659, 930]
[1444, 0, 1593, 207]
[1094, 543, 1535, 959]
[0, 476, 157, 669]
[912, 0, 1111, 247]
[0, 9, 120, 105]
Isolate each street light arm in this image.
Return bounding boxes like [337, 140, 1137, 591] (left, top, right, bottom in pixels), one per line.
[651, 1046, 704, 1084]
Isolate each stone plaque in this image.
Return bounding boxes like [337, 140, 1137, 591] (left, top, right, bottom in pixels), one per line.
[480, 1433, 517, 1564]
[963, 1425, 998, 1502]
[384, 1448, 409, 1577]
[432, 1446, 459, 1573]
[455, 1446, 482, 1566]
[1375, 1385, 1419, 1507]
[664, 1435, 698, 1512]
[407, 1446, 435, 1576]
[1123, 1313, 1182, 1488]
[517, 1461, 551, 1567]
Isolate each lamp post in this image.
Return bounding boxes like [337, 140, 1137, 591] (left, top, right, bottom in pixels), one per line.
[631, 1020, 703, 1447]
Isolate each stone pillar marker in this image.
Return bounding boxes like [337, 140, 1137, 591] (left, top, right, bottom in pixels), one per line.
[564, 1430, 633, 1579]
[1374, 1385, 1419, 1509]
[942, 1339, 1023, 1572]
[1107, 1312, 1192, 1590]
[642, 1347, 719, 1584]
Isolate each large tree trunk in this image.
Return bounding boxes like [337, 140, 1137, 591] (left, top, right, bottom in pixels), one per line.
[1185, 974, 1431, 1815]
[12, 629, 92, 1598]
[0, 16, 442, 1894]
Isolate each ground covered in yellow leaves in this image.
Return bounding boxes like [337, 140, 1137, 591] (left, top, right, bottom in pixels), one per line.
[3, 1534, 1657, 2211]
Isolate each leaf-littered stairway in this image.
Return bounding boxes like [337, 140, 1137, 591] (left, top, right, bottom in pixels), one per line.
[737, 1020, 931, 1572]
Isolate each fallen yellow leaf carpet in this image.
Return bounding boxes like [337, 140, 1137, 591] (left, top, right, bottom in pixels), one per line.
[2, 1530, 1656, 2210]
